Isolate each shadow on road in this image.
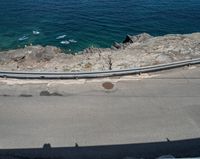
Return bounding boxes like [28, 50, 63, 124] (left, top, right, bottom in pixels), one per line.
[0, 138, 200, 159]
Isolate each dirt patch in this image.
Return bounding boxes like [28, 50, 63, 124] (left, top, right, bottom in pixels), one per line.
[19, 94, 33, 97]
[40, 91, 63, 96]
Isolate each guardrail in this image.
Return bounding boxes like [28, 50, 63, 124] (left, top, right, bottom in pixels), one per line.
[0, 58, 200, 79]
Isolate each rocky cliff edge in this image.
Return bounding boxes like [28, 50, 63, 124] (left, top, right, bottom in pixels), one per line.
[0, 33, 200, 72]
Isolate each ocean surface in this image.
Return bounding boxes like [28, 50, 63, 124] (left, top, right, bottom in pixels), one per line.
[0, 0, 200, 53]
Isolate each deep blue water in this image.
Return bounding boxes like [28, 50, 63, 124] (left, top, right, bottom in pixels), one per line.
[0, 0, 200, 52]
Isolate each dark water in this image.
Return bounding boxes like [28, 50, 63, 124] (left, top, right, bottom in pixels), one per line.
[0, 0, 200, 52]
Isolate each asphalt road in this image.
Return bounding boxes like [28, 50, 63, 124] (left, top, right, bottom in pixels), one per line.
[0, 66, 200, 149]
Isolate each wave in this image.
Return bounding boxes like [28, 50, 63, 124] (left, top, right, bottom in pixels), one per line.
[69, 39, 77, 43]
[33, 31, 40, 35]
[60, 40, 70, 45]
[56, 35, 66, 40]
[18, 36, 29, 41]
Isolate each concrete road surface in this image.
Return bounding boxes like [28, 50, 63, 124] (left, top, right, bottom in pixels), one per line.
[0, 66, 200, 149]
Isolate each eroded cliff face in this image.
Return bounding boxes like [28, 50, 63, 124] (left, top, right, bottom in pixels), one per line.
[0, 33, 200, 72]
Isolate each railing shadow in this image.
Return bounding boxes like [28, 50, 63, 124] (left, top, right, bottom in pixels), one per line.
[0, 138, 200, 159]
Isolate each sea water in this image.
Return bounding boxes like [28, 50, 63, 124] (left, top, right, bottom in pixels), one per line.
[0, 0, 200, 52]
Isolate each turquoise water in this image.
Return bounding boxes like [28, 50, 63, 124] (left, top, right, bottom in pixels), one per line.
[0, 0, 200, 52]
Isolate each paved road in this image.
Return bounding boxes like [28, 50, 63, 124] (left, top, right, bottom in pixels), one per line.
[0, 66, 200, 149]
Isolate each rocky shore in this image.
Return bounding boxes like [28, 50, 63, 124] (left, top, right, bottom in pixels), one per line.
[0, 33, 200, 72]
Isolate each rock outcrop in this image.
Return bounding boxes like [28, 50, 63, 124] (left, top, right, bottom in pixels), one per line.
[0, 33, 200, 72]
[123, 33, 152, 44]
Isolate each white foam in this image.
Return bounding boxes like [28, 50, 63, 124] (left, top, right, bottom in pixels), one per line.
[69, 39, 77, 43]
[18, 36, 29, 41]
[60, 40, 70, 45]
[56, 35, 66, 39]
[33, 31, 40, 35]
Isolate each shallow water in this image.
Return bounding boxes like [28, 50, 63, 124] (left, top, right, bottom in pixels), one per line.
[0, 0, 200, 52]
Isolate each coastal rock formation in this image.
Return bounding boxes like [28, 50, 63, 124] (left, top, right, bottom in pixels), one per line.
[0, 33, 200, 72]
[123, 33, 152, 43]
